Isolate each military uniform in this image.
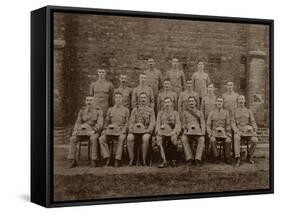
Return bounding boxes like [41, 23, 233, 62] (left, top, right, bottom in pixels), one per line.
[132, 85, 155, 109]
[68, 106, 103, 161]
[114, 86, 132, 111]
[207, 108, 231, 160]
[231, 107, 258, 159]
[192, 71, 211, 99]
[181, 108, 205, 162]
[222, 91, 239, 114]
[89, 80, 114, 116]
[156, 110, 181, 163]
[201, 94, 216, 120]
[127, 106, 155, 164]
[178, 90, 200, 115]
[99, 105, 130, 161]
[157, 90, 177, 112]
[144, 68, 163, 98]
[167, 69, 186, 96]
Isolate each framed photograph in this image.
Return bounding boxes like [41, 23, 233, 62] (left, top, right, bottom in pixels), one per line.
[31, 5, 274, 207]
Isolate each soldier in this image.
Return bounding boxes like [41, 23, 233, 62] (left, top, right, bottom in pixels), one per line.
[114, 74, 132, 111]
[207, 97, 232, 164]
[222, 82, 239, 114]
[89, 68, 114, 116]
[127, 92, 155, 166]
[231, 95, 258, 167]
[181, 96, 205, 167]
[99, 92, 130, 167]
[178, 80, 199, 117]
[67, 96, 103, 168]
[192, 61, 211, 105]
[156, 97, 181, 168]
[167, 58, 186, 96]
[157, 79, 177, 112]
[132, 73, 155, 109]
[144, 58, 163, 98]
[201, 83, 217, 120]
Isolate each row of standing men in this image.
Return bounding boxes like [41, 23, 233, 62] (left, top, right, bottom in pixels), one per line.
[67, 58, 258, 168]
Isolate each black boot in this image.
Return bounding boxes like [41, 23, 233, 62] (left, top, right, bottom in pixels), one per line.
[195, 159, 202, 167]
[234, 157, 240, 167]
[105, 158, 110, 166]
[114, 159, 119, 167]
[90, 160, 97, 168]
[69, 159, 76, 168]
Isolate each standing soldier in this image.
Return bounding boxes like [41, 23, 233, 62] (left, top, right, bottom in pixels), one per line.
[114, 74, 132, 111]
[207, 97, 232, 164]
[192, 61, 211, 105]
[67, 96, 103, 168]
[181, 96, 205, 167]
[127, 92, 155, 166]
[178, 80, 200, 117]
[132, 73, 155, 109]
[222, 81, 239, 114]
[157, 79, 177, 112]
[89, 68, 114, 116]
[200, 83, 216, 158]
[231, 95, 258, 167]
[144, 58, 163, 98]
[156, 97, 181, 168]
[167, 58, 186, 96]
[201, 83, 217, 120]
[99, 92, 130, 167]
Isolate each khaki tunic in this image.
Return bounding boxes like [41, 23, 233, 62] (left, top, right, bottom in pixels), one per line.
[129, 106, 155, 134]
[90, 80, 114, 115]
[167, 69, 186, 95]
[157, 90, 177, 112]
[231, 107, 258, 133]
[156, 110, 181, 135]
[201, 94, 216, 120]
[73, 106, 103, 134]
[103, 105, 130, 133]
[206, 108, 230, 136]
[182, 108, 205, 134]
[222, 91, 239, 113]
[192, 71, 210, 98]
[114, 86, 132, 110]
[132, 85, 155, 109]
[178, 91, 200, 114]
[144, 68, 163, 97]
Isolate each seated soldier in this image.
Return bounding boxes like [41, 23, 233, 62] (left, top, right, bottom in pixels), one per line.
[231, 95, 258, 167]
[181, 96, 205, 167]
[127, 92, 155, 166]
[67, 96, 103, 168]
[207, 96, 231, 164]
[99, 92, 130, 167]
[156, 97, 181, 168]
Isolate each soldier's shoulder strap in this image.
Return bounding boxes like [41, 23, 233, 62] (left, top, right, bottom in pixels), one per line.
[185, 108, 201, 124]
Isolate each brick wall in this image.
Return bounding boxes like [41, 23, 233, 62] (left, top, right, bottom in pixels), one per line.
[53, 12, 270, 131]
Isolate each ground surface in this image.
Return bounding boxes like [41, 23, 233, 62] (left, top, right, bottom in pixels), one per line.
[53, 145, 270, 202]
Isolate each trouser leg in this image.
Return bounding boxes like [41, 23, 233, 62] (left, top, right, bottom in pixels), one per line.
[248, 136, 258, 158]
[181, 135, 194, 161]
[115, 134, 126, 160]
[99, 135, 110, 159]
[157, 135, 167, 162]
[142, 134, 150, 163]
[195, 136, 205, 161]
[210, 136, 218, 157]
[224, 137, 231, 160]
[169, 135, 178, 160]
[234, 134, 241, 158]
[68, 135, 79, 160]
[127, 134, 135, 161]
[90, 133, 100, 160]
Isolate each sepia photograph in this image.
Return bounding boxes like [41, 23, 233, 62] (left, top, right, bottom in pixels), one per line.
[50, 7, 273, 204]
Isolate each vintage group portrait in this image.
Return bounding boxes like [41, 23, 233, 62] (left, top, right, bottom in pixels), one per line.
[51, 8, 273, 205]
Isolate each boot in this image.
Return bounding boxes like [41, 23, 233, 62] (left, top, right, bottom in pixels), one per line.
[234, 157, 240, 167]
[105, 158, 110, 166]
[157, 161, 168, 168]
[69, 159, 76, 168]
[90, 160, 97, 168]
[195, 159, 202, 167]
[186, 159, 193, 166]
[247, 156, 255, 164]
[114, 159, 119, 167]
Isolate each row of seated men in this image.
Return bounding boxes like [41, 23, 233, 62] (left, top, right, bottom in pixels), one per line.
[67, 91, 258, 169]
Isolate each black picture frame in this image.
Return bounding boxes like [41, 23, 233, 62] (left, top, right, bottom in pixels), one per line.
[31, 5, 274, 208]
